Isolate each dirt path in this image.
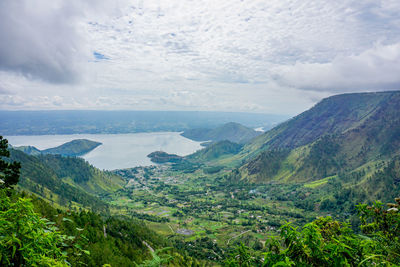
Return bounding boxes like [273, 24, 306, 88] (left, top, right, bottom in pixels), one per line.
[226, 230, 251, 245]
[142, 240, 155, 253]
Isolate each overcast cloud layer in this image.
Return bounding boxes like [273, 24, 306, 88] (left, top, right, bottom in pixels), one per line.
[0, 0, 399, 115]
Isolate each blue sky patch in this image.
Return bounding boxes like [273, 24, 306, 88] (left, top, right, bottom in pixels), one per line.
[93, 51, 109, 60]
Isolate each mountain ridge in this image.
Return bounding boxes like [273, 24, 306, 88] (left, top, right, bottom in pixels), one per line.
[181, 122, 262, 144]
[237, 91, 400, 187]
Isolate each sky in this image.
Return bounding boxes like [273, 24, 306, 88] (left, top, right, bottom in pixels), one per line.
[0, 0, 400, 115]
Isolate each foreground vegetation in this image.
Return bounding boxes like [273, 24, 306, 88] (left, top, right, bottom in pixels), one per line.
[2, 185, 400, 266]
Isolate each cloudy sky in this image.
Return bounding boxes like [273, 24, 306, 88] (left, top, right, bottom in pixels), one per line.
[1, 0, 399, 115]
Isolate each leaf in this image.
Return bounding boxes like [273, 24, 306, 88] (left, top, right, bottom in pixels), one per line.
[12, 245, 16, 258]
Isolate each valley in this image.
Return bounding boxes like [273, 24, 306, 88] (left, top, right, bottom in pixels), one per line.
[2, 91, 400, 266]
[109, 165, 319, 260]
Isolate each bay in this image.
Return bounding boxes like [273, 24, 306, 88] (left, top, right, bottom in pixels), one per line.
[5, 132, 202, 170]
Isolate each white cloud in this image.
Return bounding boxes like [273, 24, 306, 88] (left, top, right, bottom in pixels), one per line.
[275, 43, 400, 92]
[0, 0, 399, 114]
[0, 0, 89, 83]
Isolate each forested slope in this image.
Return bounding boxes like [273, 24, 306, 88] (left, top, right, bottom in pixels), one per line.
[10, 149, 125, 212]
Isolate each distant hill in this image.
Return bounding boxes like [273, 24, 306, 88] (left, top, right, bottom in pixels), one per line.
[13, 139, 102, 157]
[181, 122, 262, 144]
[238, 91, 400, 193]
[42, 139, 102, 156]
[0, 110, 288, 135]
[13, 145, 42, 155]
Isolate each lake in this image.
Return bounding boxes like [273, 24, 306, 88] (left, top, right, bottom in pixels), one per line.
[5, 132, 203, 170]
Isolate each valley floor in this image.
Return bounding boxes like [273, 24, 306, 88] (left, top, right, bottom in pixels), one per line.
[106, 165, 326, 261]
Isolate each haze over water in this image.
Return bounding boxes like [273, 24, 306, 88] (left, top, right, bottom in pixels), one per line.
[6, 132, 203, 170]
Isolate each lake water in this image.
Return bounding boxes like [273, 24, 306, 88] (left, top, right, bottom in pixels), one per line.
[5, 132, 203, 170]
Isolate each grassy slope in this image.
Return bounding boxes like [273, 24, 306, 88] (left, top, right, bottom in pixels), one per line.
[10, 149, 125, 211]
[182, 122, 262, 144]
[237, 91, 400, 185]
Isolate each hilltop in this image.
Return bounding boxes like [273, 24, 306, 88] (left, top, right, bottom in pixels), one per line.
[181, 122, 262, 144]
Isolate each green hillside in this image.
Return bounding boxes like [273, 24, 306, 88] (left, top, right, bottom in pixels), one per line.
[10, 149, 125, 211]
[181, 122, 262, 144]
[186, 140, 243, 162]
[235, 91, 400, 202]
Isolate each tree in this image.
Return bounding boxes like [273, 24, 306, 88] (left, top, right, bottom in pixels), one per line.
[0, 136, 21, 188]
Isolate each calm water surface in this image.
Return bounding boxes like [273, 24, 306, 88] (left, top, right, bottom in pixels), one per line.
[6, 132, 202, 170]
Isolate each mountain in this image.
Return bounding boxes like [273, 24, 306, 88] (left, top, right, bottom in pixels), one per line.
[181, 122, 262, 144]
[238, 91, 400, 187]
[42, 139, 102, 156]
[13, 139, 102, 157]
[10, 149, 125, 211]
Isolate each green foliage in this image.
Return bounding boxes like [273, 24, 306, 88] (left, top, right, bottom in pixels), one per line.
[0, 189, 70, 266]
[28, 192, 172, 266]
[264, 217, 363, 266]
[0, 136, 21, 188]
[222, 198, 400, 266]
[224, 243, 259, 267]
[137, 247, 173, 267]
[357, 199, 400, 265]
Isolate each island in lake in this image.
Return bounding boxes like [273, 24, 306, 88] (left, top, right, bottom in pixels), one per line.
[147, 151, 183, 163]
